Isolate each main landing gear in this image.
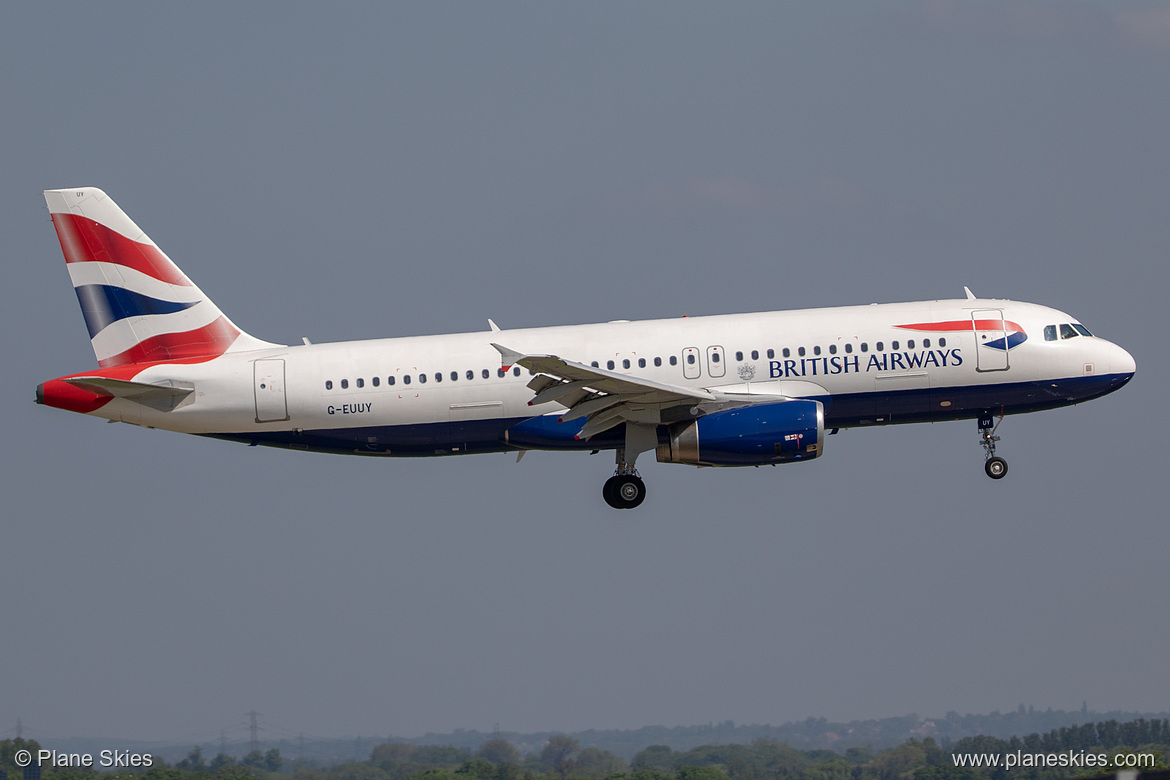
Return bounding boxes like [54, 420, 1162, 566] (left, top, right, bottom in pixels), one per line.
[603, 445, 647, 509]
[604, 469, 646, 509]
[979, 413, 1008, 480]
[602, 424, 657, 509]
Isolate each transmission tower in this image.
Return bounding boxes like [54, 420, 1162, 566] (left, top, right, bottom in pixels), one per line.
[246, 711, 263, 752]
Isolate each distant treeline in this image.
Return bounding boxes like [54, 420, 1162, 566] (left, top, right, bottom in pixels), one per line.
[2, 716, 1167, 780]
[396, 708, 1170, 759]
[23, 707, 1170, 765]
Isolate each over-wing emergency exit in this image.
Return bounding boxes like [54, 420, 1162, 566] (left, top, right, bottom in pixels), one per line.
[36, 188, 1135, 508]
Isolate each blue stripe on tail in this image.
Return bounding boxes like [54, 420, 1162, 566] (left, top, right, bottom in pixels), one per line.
[74, 284, 199, 338]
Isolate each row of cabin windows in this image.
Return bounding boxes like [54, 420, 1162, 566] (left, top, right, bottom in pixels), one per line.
[325, 366, 526, 391]
[323, 336, 953, 390]
[735, 338, 944, 361]
[593, 356, 678, 370]
[579, 338, 947, 372]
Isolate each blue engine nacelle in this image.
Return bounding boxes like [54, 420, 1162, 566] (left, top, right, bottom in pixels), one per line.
[655, 400, 824, 467]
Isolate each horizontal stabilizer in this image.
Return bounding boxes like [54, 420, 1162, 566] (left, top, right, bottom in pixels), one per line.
[63, 376, 194, 412]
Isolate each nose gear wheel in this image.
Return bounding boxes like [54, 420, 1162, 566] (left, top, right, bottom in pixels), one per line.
[978, 413, 1008, 480]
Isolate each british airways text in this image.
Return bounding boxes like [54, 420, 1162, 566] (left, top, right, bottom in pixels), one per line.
[769, 348, 962, 379]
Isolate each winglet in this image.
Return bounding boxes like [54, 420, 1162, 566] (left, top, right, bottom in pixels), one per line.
[964, 286, 976, 300]
[490, 343, 525, 371]
[488, 318, 501, 332]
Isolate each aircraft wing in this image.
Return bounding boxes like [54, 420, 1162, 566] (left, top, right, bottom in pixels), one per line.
[491, 343, 783, 440]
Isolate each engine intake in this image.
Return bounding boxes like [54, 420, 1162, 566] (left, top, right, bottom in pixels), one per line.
[656, 400, 824, 467]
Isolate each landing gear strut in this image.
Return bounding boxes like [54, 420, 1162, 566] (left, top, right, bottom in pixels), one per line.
[603, 445, 647, 509]
[979, 413, 1008, 480]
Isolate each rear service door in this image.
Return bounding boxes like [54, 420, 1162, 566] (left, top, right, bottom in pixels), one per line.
[254, 359, 289, 422]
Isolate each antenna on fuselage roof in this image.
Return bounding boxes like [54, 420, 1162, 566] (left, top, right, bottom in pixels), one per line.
[964, 286, 977, 300]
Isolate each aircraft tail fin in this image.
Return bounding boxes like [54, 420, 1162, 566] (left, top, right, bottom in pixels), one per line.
[43, 187, 280, 368]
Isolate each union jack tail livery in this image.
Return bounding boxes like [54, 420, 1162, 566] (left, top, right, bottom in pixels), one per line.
[44, 187, 276, 368]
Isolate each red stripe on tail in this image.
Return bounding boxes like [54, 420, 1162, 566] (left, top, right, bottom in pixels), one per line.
[50, 212, 192, 287]
[97, 315, 241, 368]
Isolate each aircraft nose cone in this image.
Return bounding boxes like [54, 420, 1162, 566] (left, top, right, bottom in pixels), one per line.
[1111, 342, 1136, 378]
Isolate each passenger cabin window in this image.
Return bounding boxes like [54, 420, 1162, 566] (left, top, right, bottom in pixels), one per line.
[1061, 324, 1079, 339]
[782, 348, 790, 358]
[623, 359, 630, 369]
[434, 372, 442, 382]
[875, 342, 883, 352]
[402, 375, 410, 385]
[907, 340, 915, 349]
[638, 358, 646, 368]
[388, 376, 396, 386]
[372, 377, 380, 387]
[711, 352, 721, 363]
[654, 357, 662, 367]
[513, 367, 521, 376]
[923, 338, 931, 348]
[591, 361, 599, 368]
[845, 344, 853, 353]
[497, 368, 506, 377]
[482, 369, 490, 379]
[686, 354, 695, 364]
[813, 346, 821, 356]
[325, 380, 333, 390]
[419, 373, 427, 383]
[466, 370, 474, 380]
[451, 371, 458, 381]
[669, 356, 678, 366]
[735, 351, 744, 361]
[939, 338, 947, 347]
[356, 378, 364, 388]
[892, 341, 899, 350]
[829, 345, 837, 355]
[798, 347, 806, 357]
[607, 360, 615, 370]
[766, 349, 774, 359]
[751, 350, 759, 360]
[341, 379, 349, 389]
[861, 343, 868, 352]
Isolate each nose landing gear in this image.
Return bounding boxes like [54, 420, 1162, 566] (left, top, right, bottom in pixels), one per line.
[979, 413, 1008, 479]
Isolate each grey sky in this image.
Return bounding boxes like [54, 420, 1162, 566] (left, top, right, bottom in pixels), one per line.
[2, 2, 1167, 744]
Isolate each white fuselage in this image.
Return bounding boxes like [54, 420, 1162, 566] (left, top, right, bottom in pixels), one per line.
[83, 297, 1134, 458]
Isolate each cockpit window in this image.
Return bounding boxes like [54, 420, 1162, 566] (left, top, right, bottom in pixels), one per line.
[1060, 323, 1079, 339]
[1044, 325, 1057, 342]
[1072, 324, 1093, 337]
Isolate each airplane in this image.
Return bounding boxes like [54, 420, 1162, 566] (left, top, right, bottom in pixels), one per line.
[36, 187, 1136, 509]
